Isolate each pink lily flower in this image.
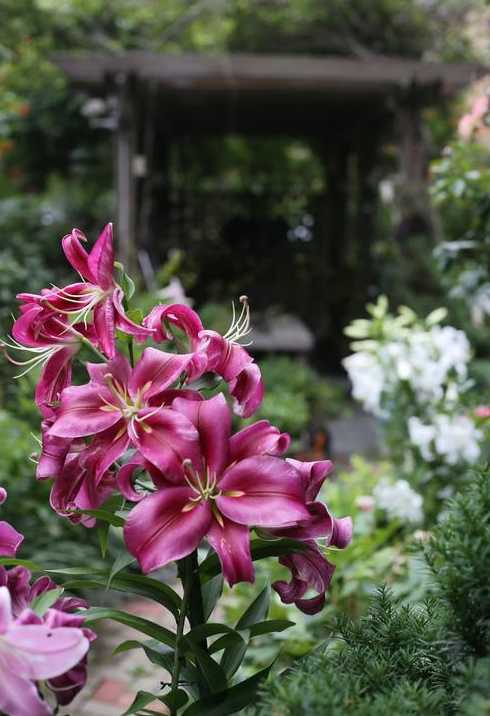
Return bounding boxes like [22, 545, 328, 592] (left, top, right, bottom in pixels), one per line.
[144, 297, 264, 418]
[41, 224, 153, 358]
[272, 542, 336, 615]
[49, 441, 117, 527]
[48, 349, 200, 480]
[124, 394, 310, 585]
[0, 488, 24, 558]
[0, 586, 89, 716]
[270, 459, 353, 614]
[4, 303, 90, 418]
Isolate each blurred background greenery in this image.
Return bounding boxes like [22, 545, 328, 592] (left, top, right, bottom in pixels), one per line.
[1, 0, 489, 691]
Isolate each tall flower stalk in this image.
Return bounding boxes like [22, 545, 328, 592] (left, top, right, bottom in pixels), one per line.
[2, 223, 352, 715]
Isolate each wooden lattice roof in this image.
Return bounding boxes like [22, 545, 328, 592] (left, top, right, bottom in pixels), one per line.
[54, 51, 485, 135]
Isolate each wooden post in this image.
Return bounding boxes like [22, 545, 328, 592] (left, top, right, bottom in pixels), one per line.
[395, 88, 433, 239]
[115, 73, 136, 271]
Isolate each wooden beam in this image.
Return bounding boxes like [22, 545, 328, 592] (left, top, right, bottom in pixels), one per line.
[54, 51, 484, 96]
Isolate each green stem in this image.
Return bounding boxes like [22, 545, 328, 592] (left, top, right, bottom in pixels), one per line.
[170, 556, 193, 716]
[187, 549, 210, 698]
[128, 337, 135, 368]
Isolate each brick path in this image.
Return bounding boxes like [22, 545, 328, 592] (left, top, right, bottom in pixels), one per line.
[66, 598, 174, 716]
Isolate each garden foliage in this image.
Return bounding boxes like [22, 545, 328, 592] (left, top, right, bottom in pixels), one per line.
[254, 466, 490, 716]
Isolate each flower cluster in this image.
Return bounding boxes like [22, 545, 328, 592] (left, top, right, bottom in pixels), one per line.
[343, 298, 482, 475]
[0, 489, 94, 716]
[5, 224, 352, 617]
[372, 479, 423, 525]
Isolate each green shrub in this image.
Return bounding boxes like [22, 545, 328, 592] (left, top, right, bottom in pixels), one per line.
[425, 469, 490, 656]
[254, 465, 490, 715]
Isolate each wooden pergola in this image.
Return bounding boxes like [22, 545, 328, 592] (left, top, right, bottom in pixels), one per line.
[55, 51, 484, 357]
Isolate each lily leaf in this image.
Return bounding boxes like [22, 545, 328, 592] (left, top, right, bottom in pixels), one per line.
[31, 587, 64, 617]
[202, 574, 223, 620]
[82, 607, 176, 648]
[183, 662, 274, 716]
[221, 586, 270, 678]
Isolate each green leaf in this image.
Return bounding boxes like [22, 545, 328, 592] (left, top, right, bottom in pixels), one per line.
[202, 574, 223, 620]
[107, 552, 136, 588]
[113, 639, 175, 671]
[77, 508, 125, 527]
[31, 587, 64, 617]
[122, 690, 163, 716]
[183, 663, 274, 716]
[209, 620, 293, 655]
[221, 586, 271, 678]
[97, 521, 110, 558]
[161, 689, 189, 711]
[82, 607, 176, 648]
[48, 569, 181, 619]
[182, 636, 227, 694]
[0, 558, 42, 570]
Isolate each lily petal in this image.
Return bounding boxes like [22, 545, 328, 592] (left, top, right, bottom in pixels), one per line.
[62, 229, 96, 283]
[286, 458, 334, 502]
[172, 394, 231, 475]
[230, 420, 290, 462]
[0, 671, 52, 716]
[131, 408, 200, 482]
[129, 347, 191, 401]
[49, 385, 122, 438]
[143, 303, 203, 343]
[207, 517, 254, 587]
[217, 456, 310, 528]
[4, 624, 89, 680]
[124, 487, 212, 573]
[87, 223, 114, 290]
[229, 363, 264, 418]
[94, 296, 116, 358]
[0, 521, 24, 558]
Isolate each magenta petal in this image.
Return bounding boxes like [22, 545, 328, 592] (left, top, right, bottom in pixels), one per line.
[35, 347, 75, 418]
[229, 363, 264, 418]
[117, 460, 146, 502]
[172, 394, 231, 475]
[286, 458, 334, 502]
[88, 223, 114, 290]
[12, 304, 48, 347]
[129, 347, 191, 401]
[272, 544, 335, 616]
[271, 502, 335, 540]
[124, 487, 212, 573]
[4, 624, 89, 679]
[230, 420, 290, 462]
[0, 671, 52, 716]
[217, 456, 310, 527]
[0, 521, 24, 558]
[91, 427, 130, 480]
[62, 229, 96, 283]
[87, 352, 131, 388]
[94, 296, 116, 358]
[331, 516, 353, 548]
[0, 586, 13, 631]
[49, 385, 122, 438]
[112, 288, 154, 341]
[207, 517, 254, 587]
[143, 303, 203, 343]
[36, 426, 72, 480]
[131, 408, 200, 482]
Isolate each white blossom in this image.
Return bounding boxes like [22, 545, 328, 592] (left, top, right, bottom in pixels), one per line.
[433, 414, 482, 465]
[342, 352, 384, 415]
[408, 417, 436, 461]
[373, 479, 423, 524]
